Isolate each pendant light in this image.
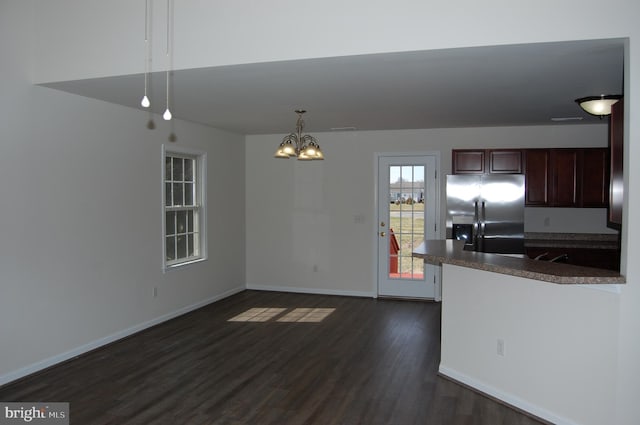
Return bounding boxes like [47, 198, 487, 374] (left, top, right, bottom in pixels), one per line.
[163, 0, 173, 121]
[140, 0, 151, 108]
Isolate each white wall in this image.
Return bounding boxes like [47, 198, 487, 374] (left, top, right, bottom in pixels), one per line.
[524, 208, 617, 234]
[30, 0, 638, 85]
[0, 1, 246, 384]
[440, 264, 619, 425]
[615, 37, 639, 425]
[245, 125, 608, 296]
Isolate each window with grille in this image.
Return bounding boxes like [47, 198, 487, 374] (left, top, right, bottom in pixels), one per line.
[162, 146, 207, 270]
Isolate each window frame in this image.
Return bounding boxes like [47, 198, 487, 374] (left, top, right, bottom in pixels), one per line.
[161, 144, 207, 272]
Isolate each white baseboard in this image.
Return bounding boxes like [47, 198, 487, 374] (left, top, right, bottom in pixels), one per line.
[246, 283, 375, 298]
[439, 365, 578, 425]
[0, 286, 245, 387]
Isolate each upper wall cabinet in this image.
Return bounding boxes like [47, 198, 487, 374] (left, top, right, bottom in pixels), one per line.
[523, 149, 550, 206]
[452, 148, 609, 208]
[526, 148, 609, 208]
[452, 149, 522, 175]
[524, 149, 607, 207]
[488, 150, 523, 173]
[549, 149, 580, 207]
[451, 150, 486, 174]
[546, 148, 609, 208]
[581, 148, 610, 207]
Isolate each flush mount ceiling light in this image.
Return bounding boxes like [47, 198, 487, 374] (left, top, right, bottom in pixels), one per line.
[575, 94, 622, 118]
[274, 110, 324, 160]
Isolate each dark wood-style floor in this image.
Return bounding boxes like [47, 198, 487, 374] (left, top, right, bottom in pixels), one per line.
[0, 291, 544, 425]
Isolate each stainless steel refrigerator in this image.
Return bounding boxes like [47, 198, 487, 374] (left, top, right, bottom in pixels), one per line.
[446, 174, 525, 254]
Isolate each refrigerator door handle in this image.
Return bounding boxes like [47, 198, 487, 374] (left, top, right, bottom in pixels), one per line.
[481, 201, 486, 238]
[473, 201, 479, 250]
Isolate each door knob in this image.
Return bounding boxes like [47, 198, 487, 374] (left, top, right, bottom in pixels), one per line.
[380, 231, 386, 237]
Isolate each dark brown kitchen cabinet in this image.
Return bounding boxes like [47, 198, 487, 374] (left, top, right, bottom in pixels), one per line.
[535, 148, 609, 208]
[452, 149, 522, 174]
[488, 150, 523, 173]
[550, 149, 579, 207]
[524, 150, 550, 206]
[581, 149, 610, 207]
[526, 247, 620, 271]
[452, 150, 485, 174]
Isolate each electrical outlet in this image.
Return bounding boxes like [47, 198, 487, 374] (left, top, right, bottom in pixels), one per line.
[544, 217, 551, 227]
[497, 338, 505, 356]
[313, 265, 318, 273]
[153, 287, 158, 298]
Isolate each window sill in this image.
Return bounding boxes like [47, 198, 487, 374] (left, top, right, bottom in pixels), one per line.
[163, 257, 207, 273]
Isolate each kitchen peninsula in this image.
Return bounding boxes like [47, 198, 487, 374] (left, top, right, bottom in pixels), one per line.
[414, 239, 624, 424]
[413, 239, 624, 284]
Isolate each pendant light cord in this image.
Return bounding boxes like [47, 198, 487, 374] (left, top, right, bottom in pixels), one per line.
[164, 0, 173, 120]
[140, 0, 151, 108]
[166, 0, 170, 108]
[144, 0, 149, 97]
[166, 0, 171, 57]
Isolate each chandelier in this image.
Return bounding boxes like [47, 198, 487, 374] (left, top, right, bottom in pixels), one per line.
[274, 110, 324, 160]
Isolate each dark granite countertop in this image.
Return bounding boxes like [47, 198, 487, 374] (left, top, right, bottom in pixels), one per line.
[413, 239, 625, 285]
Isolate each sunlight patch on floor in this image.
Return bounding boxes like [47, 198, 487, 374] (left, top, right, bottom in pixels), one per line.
[228, 307, 336, 323]
[228, 307, 286, 322]
[277, 308, 336, 322]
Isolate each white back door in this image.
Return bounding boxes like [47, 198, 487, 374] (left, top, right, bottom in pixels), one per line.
[376, 154, 440, 299]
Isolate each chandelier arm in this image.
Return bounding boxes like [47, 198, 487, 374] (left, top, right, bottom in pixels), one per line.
[300, 135, 316, 144]
[282, 134, 297, 143]
[279, 134, 298, 156]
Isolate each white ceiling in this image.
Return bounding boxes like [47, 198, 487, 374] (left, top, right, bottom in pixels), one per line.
[43, 39, 624, 135]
